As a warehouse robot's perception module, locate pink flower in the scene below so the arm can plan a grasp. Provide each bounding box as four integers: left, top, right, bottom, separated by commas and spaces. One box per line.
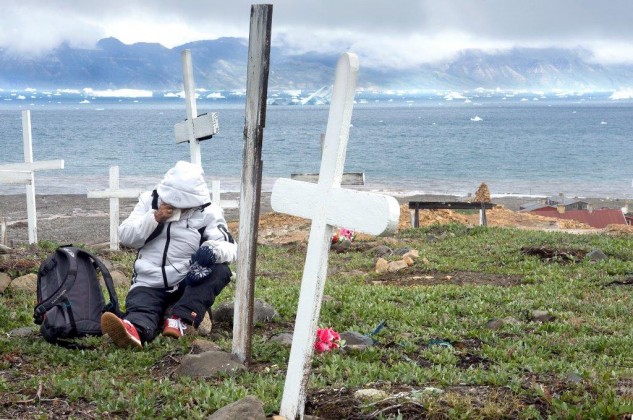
314, 327, 341, 353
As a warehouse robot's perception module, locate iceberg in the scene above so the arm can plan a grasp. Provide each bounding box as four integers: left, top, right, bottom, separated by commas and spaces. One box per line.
206, 92, 225, 99
80, 99, 90, 104
470, 116, 483, 122
83, 88, 153, 98
444, 92, 466, 100
609, 89, 633, 100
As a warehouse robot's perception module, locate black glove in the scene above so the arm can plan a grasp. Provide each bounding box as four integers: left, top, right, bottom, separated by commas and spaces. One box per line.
184, 246, 216, 286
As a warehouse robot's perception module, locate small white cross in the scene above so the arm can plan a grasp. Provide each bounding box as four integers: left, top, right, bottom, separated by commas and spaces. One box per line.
87, 166, 143, 250
211, 180, 238, 209
273, 53, 400, 419
0, 110, 64, 244
173, 50, 219, 166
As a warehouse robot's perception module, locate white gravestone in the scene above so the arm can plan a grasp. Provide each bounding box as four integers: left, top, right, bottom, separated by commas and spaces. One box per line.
174, 49, 219, 167
273, 53, 400, 419
87, 166, 142, 250
0, 110, 64, 244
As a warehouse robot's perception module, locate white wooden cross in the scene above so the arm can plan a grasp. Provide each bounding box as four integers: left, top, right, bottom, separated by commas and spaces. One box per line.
0, 110, 64, 244
211, 180, 239, 209
87, 166, 143, 250
273, 53, 400, 420
173, 49, 219, 166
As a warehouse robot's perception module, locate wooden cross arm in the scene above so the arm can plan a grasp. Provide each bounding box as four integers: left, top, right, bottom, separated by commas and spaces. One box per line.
174, 112, 219, 143
0, 159, 64, 171
271, 178, 400, 235
87, 189, 143, 199
408, 201, 496, 210
0, 170, 32, 185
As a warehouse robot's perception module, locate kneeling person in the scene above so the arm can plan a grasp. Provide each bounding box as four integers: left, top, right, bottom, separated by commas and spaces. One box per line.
101, 161, 236, 349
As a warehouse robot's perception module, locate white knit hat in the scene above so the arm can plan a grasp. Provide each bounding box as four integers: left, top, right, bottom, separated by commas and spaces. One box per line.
157, 161, 210, 208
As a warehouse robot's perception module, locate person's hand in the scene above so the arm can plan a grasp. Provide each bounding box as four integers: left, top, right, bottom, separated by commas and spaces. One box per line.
155, 203, 176, 223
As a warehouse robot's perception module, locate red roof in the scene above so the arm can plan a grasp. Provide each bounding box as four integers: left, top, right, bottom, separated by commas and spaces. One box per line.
530, 208, 626, 228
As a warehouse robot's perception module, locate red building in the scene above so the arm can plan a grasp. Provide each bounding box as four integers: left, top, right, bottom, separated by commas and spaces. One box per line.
530, 208, 627, 229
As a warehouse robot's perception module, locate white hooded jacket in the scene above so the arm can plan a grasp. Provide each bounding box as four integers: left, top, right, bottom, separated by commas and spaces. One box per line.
118, 161, 237, 289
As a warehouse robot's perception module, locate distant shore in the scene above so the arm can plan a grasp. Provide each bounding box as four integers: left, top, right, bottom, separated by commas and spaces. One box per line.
0, 192, 629, 247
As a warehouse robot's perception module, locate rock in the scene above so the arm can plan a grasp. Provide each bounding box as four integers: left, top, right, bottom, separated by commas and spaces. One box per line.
425, 234, 437, 243
354, 388, 388, 401
208, 395, 265, 420
331, 240, 351, 252
421, 257, 430, 265
269, 333, 293, 346
9, 273, 37, 292
197, 310, 213, 336
191, 339, 222, 354
530, 310, 555, 323
387, 260, 409, 272
502, 317, 521, 325
422, 387, 444, 395
394, 247, 412, 256
8, 327, 37, 337
341, 331, 374, 351
368, 245, 393, 258
402, 250, 419, 260
109, 270, 130, 288
403, 256, 414, 267
175, 351, 245, 378
566, 373, 583, 384
485, 319, 504, 330
0, 272, 11, 293
212, 299, 279, 324
587, 249, 608, 262
375, 258, 389, 274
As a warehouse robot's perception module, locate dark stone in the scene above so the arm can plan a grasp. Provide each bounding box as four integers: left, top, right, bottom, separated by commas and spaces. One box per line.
268, 333, 293, 346
485, 319, 504, 330
368, 245, 393, 258
0, 272, 11, 293
566, 373, 583, 384
530, 310, 555, 323
340, 331, 374, 351
587, 249, 608, 262
175, 351, 245, 378
394, 247, 412, 256
207, 395, 265, 420
8, 327, 36, 337
191, 339, 222, 354
212, 299, 279, 324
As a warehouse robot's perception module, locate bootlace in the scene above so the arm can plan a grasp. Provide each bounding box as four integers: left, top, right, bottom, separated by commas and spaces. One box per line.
167, 317, 187, 335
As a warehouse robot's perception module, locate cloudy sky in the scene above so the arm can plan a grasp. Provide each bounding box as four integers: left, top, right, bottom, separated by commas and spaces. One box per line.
2, 0, 633, 68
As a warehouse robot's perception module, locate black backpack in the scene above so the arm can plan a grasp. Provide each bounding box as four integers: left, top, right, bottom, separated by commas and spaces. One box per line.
34, 246, 123, 347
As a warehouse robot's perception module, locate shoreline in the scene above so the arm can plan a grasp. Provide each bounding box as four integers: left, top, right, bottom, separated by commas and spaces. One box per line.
0, 192, 629, 247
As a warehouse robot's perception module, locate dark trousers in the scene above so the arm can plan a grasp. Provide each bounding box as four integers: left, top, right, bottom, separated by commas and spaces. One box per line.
124, 263, 231, 343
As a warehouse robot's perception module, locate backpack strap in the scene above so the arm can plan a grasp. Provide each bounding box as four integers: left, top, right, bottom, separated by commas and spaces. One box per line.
73, 247, 123, 318
33, 247, 79, 323
145, 189, 165, 244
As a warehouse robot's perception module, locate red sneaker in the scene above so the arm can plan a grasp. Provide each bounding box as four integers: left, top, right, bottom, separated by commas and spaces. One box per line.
101, 312, 142, 350
163, 316, 187, 339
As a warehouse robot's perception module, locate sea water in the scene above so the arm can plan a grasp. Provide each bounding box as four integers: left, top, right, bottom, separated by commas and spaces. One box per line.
1, 97, 632, 199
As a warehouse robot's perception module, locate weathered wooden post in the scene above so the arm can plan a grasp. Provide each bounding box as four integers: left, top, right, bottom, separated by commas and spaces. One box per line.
0, 110, 64, 244
274, 53, 400, 419
232, 3, 273, 365
87, 166, 142, 250
174, 50, 219, 166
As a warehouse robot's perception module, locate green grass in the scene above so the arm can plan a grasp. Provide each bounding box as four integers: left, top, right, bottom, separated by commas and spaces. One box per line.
2, 224, 633, 418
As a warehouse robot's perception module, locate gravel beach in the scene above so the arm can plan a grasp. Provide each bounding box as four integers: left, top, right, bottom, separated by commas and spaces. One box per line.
0, 192, 629, 247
